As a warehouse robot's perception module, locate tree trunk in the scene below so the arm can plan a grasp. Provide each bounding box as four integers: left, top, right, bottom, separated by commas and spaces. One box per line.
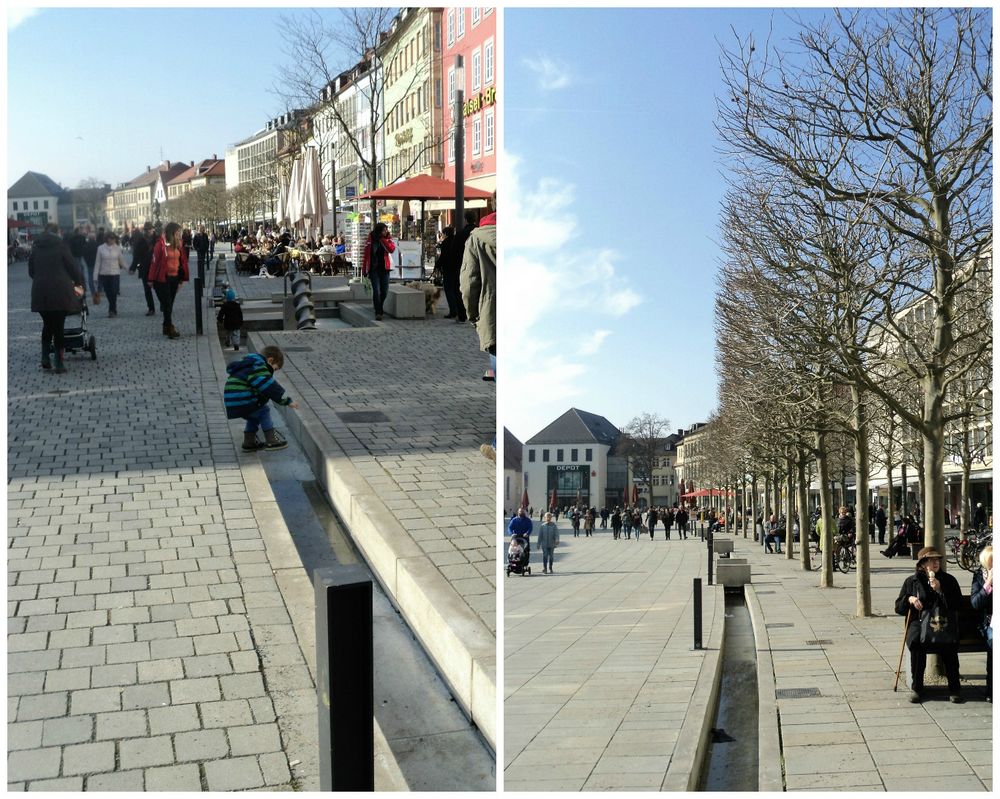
785, 457, 795, 561
922, 408, 947, 562
853, 385, 872, 617
764, 474, 771, 533
797, 448, 812, 571
961, 460, 972, 537
751, 474, 759, 542
816, 432, 834, 587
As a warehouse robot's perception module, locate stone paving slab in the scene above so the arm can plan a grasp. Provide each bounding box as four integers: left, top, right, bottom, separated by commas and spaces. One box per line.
224, 260, 496, 747
730, 531, 992, 791
503, 525, 723, 791
5, 262, 311, 790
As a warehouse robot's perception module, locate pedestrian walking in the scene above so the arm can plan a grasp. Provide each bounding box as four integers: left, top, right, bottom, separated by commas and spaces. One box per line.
611, 507, 622, 540
28, 223, 85, 374
584, 509, 595, 537
130, 222, 157, 315
537, 512, 560, 574
875, 505, 888, 545
93, 231, 127, 317
894, 547, 964, 704
436, 225, 467, 322
82, 230, 99, 302
571, 507, 581, 538
647, 507, 658, 540
224, 345, 298, 451
623, 511, 632, 539
460, 193, 496, 461
677, 507, 689, 539
664, 508, 674, 540
508, 508, 533, 559
148, 221, 189, 338
971, 545, 992, 703
193, 224, 210, 278
362, 222, 396, 322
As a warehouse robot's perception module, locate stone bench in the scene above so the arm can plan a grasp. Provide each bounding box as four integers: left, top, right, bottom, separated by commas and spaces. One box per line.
385, 284, 424, 319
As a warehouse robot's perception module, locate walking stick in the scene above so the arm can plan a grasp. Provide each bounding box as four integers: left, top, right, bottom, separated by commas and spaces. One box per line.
893, 607, 913, 692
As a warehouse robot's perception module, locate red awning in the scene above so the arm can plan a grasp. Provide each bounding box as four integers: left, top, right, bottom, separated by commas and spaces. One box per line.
8, 218, 30, 228
356, 174, 493, 201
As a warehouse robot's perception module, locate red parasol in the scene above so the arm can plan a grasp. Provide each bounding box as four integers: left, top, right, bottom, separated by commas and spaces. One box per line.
520, 488, 529, 511
550, 487, 558, 511
631, 485, 639, 505
355, 174, 493, 201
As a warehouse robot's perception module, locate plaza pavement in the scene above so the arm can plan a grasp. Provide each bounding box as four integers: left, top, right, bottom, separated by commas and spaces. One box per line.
737, 530, 992, 792
225, 258, 497, 746
7, 252, 496, 789
504, 520, 992, 792
503, 522, 724, 791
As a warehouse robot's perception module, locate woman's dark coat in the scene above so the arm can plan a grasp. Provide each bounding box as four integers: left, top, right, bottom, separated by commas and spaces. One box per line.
895, 569, 963, 648
28, 233, 83, 313
971, 569, 992, 638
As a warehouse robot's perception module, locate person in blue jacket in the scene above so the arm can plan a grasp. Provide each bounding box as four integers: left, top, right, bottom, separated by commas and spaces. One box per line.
224, 345, 298, 451
508, 507, 533, 560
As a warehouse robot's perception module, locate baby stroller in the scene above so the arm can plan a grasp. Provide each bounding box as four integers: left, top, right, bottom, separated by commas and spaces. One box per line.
52, 295, 97, 361
506, 535, 531, 576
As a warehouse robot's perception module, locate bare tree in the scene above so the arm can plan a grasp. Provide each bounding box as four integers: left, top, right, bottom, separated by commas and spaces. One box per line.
620, 414, 671, 511
718, 8, 993, 558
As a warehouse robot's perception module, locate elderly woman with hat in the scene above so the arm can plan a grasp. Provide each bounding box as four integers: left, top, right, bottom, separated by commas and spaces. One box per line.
894, 546, 965, 704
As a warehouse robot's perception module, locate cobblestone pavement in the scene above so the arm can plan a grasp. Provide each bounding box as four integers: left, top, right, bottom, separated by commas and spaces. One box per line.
738, 533, 992, 792
7, 262, 308, 790
503, 524, 722, 791
227, 260, 496, 636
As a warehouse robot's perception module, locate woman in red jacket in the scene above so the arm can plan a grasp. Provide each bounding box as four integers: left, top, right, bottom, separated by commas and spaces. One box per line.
148, 221, 189, 338
361, 222, 396, 321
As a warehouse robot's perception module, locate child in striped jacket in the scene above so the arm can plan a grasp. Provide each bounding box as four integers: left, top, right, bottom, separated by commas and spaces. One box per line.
224, 345, 298, 451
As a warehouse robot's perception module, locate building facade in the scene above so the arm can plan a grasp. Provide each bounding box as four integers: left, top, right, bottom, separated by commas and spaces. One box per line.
504, 428, 524, 517
107, 161, 188, 230
8, 171, 63, 235
442, 7, 497, 196
57, 187, 110, 232
522, 409, 623, 510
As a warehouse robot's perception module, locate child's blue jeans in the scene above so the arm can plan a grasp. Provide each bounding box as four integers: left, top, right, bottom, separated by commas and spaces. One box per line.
243, 405, 273, 434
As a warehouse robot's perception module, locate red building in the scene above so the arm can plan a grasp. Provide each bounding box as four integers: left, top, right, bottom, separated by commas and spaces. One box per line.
441, 7, 497, 206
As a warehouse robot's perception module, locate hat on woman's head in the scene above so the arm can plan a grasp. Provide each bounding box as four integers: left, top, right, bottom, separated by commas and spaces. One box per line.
916, 547, 944, 566
225, 289, 236, 301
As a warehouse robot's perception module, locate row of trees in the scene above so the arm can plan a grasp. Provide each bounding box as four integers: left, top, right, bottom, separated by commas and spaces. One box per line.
708, 8, 991, 616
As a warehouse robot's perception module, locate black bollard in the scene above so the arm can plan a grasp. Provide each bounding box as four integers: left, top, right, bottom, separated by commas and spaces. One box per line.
194, 276, 204, 335
707, 531, 714, 585
693, 578, 703, 650
315, 567, 374, 791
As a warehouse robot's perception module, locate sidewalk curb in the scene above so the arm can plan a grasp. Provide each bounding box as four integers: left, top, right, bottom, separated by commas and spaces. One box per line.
660, 580, 726, 791
250, 333, 497, 752
204, 335, 408, 791
745, 583, 784, 792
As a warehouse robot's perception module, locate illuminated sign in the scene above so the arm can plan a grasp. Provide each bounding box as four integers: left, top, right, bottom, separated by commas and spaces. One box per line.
463, 86, 497, 118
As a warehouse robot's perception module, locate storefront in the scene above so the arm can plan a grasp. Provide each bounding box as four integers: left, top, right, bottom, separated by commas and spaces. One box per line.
548, 464, 590, 507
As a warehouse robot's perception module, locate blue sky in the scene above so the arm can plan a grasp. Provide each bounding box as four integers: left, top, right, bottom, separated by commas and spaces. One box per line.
503, 7, 829, 442
6, 7, 353, 189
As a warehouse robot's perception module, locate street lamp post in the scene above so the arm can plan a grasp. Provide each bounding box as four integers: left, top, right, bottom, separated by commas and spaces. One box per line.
454, 55, 465, 231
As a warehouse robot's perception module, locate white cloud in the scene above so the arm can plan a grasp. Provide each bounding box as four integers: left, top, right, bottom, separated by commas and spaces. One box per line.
502, 155, 643, 435
7, 8, 41, 31
523, 56, 573, 91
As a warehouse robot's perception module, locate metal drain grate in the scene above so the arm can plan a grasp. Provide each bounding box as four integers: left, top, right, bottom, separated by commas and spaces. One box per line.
805, 639, 833, 646
775, 687, 821, 699
337, 410, 390, 423
767, 623, 794, 628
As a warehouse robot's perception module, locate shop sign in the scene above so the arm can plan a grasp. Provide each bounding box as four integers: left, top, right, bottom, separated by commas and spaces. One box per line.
463, 86, 497, 117
395, 128, 414, 146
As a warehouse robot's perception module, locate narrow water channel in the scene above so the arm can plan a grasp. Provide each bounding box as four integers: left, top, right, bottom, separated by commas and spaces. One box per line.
700, 591, 759, 791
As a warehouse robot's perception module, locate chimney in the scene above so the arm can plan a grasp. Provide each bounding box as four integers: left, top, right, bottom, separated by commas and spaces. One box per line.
146, 165, 150, 172
165, 160, 170, 169
191, 161, 194, 167
212, 154, 217, 161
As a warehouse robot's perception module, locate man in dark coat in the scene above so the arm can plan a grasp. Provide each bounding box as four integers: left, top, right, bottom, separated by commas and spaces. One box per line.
874, 506, 888, 545
192, 224, 210, 280
130, 223, 156, 315
28, 224, 84, 373
436, 225, 466, 321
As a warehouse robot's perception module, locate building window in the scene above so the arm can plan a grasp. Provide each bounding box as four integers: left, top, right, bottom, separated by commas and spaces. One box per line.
543, 449, 550, 463
586, 449, 593, 461
456, 7, 465, 38
557, 449, 564, 462
472, 117, 482, 156
471, 48, 481, 92
435, 78, 442, 108
43, 200, 49, 209
485, 109, 495, 153
472, 7, 481, 26
484, 38, 494, 84
448, 67, 456, 105
571, 448, 578, 461
434, 21, 441, 50
12, 202, 16, 211
33, 201, 39, 210
446, 9, 454, 45
448, 129, 455, 164
528, 450, 535, 463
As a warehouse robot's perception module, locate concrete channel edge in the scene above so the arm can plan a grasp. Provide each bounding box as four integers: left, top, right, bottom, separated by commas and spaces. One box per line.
248, 332, 498, 752
660, 581, 727, 791
203, 334, 408, 791
745, 583, 784, 792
